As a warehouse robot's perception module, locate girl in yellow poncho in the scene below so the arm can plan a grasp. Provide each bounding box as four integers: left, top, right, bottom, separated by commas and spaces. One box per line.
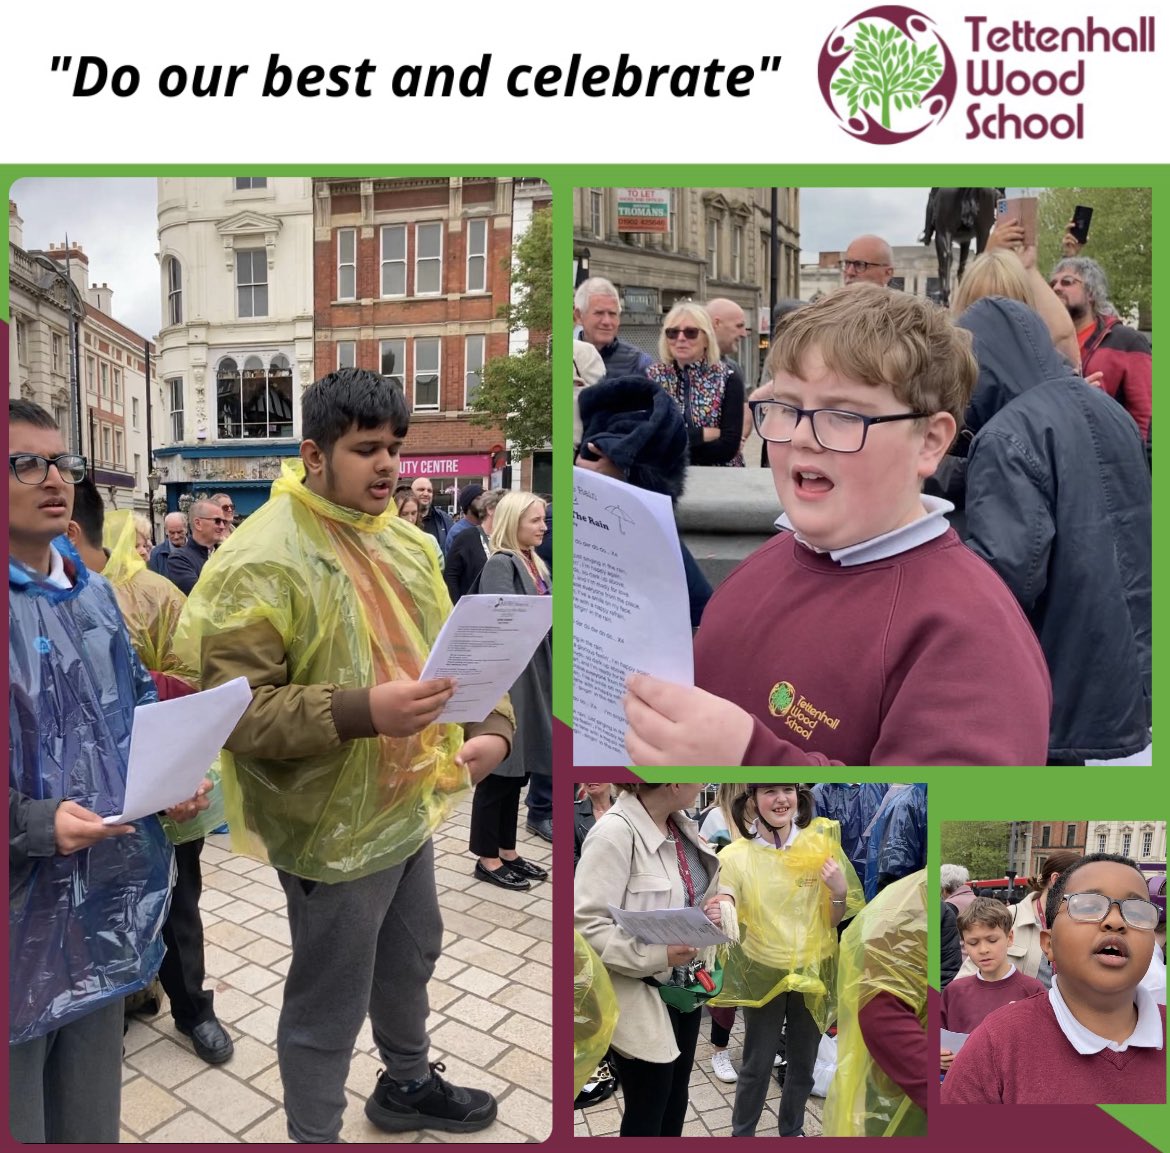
707, 783, 865, 1137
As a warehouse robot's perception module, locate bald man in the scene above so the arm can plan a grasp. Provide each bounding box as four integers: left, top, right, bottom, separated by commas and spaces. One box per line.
148, 511, 188, 579
842, 235, 895, 287
705, 298, 751, 457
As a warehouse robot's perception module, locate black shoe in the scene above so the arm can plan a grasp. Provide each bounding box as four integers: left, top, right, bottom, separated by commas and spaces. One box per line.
502, 856, 548, 882
475, 860, 531, 891
574, 1060, 617, 1110
177, 1017, 234, 1065
366, 1062, 498, 1134
525, 818, 553, 843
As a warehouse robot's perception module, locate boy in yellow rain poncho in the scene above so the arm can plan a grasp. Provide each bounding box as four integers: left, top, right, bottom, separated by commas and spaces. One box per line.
708, 784, 864, 1137
173, 370, 514, 1144
822, 869, 927, 1136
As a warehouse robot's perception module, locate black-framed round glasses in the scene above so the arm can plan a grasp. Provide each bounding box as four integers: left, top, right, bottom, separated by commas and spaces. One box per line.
1059, 891, 1159, 930
9, 453, 88, 485
749, 400, 928, 454
839, 258, 888, 273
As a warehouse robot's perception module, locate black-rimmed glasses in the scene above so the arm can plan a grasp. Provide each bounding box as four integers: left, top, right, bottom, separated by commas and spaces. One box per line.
196, 516, 228, 527
1059, 891, 1159, 930
749, 400, 928, 454
9, 453, 88, 485
839, 259, 888, 273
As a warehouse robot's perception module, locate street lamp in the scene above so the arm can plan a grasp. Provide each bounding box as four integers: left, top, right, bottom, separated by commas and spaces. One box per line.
147, 467, 164, 542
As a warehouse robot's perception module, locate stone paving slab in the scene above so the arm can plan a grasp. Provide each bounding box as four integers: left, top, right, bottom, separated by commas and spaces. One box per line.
118, 796, 550, 1142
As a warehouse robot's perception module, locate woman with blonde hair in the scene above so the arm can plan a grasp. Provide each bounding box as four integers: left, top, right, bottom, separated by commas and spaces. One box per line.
132, 514, 154, 561
647, 302, 745, 467
467, 492, 551, 891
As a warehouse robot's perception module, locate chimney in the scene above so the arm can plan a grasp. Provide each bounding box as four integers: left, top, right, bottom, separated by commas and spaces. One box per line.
8, 200, 23, 249
39, 241, 90, 293
88, 281, 114, 314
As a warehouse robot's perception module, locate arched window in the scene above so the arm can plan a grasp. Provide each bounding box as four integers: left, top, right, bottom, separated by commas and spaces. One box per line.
268, 355, 294, 437
216, 357, 241, 438
241, 356, 267, 437
166, 258, 182, 326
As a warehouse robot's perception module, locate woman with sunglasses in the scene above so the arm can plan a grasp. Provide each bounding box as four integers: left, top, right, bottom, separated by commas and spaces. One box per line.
646, 303, 745, 467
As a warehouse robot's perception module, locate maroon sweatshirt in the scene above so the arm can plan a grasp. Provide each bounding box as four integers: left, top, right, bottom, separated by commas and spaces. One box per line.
940, 993, 1166, 1104
940, 969, 1045, 1033
859, 991, 929, 1113
693, 529, 1052, 766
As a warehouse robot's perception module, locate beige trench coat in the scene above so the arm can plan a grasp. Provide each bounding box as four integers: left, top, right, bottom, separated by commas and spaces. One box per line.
574, 792, 721, 1064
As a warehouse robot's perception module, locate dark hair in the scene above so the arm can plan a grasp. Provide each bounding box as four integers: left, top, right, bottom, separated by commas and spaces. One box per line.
69, 476, 105, 548
9, 399, 59, 430
1025, 850, 1083, 894
730, 783, 813, 841
957, 896, 1014, 937
300, 368, 409, 454
1045, 853, 1146, 929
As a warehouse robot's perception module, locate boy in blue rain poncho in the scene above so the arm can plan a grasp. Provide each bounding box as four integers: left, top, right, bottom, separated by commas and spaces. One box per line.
7, 401, 205, 1143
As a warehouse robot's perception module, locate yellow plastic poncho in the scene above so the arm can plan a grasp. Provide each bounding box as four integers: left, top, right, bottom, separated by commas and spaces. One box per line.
821, 869, 927, 1138
574, 931, 619, 1096
103, 510, 226, 844
173, 460, 472, 882
102, 509, 191, 678
711, 817, 864, 1031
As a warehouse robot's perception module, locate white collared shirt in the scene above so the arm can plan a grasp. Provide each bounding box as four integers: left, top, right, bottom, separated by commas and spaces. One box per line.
1049, 976, 1164, 1054
752, 821, 800, 850
777, 495, 955, 567
45, 545, 72, 589
975, 964, 1018, 983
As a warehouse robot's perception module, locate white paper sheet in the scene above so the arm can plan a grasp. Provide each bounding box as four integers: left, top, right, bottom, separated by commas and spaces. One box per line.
104, 676, 253, 824
573, 468, 694, 765
607, 904, 730, 947
940, 1029, 969, 1054
419, 593, 552, 723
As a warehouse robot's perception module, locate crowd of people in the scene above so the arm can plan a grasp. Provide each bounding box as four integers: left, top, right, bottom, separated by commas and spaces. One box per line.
8, 366, 552, 1143
939, 853, 1166, 1104
573, 781, 927, 1137
572, 207, 1151, 768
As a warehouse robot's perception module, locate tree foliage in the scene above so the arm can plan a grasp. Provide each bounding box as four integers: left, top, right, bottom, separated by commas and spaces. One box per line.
468, 207, 552, 455
831, 23, 942, 129
1038, 187, 1152, 327
940, 821, 1010, 881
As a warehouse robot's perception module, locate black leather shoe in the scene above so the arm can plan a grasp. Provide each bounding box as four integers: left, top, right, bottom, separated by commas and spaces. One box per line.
177, 1017, 234, 1065
502, 856, 548, 882
475, 860, 530, 891
525, 818, 553, 843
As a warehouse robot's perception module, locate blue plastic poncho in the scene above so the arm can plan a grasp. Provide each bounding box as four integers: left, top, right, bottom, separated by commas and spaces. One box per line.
9, 538, 173, 1044
862, 783, 927, 900
811, 783, 889, 880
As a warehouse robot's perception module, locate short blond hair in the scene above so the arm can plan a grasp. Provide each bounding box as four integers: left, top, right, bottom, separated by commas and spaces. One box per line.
767, 284, 977, 425
951, 250, 1037, 316
657, 303, 719, 366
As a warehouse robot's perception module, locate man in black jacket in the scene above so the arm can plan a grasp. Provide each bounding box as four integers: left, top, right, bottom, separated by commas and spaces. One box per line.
411, 477, 452, 554
574, 277, 652, 379
166, 500, 226, 595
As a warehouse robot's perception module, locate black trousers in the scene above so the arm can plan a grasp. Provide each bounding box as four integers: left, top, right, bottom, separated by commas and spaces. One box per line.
611, 1004, 702, 1137
468, 774, 524, 857
158, 838, 214, 1028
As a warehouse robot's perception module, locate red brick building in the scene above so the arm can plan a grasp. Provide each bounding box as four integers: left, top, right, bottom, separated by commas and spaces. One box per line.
1029, 821, 1088, 876
312, 177, 519, 511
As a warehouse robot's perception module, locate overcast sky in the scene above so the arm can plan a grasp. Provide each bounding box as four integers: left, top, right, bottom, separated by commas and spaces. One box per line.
10, 177, 160, 341
799, 187, 932, 260
9, 179, 934, 334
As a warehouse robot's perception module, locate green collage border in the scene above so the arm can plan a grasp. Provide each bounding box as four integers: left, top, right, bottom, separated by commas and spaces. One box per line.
3, 163, 1166, 1146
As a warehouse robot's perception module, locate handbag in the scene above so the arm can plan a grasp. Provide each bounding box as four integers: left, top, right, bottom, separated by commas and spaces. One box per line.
644, 956, 725, 1013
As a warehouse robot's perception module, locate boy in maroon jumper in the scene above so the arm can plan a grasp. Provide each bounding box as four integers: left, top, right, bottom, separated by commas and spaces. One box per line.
940, 898, 1045, 1074
942, 855, 1166, 1104
623, 284, 1051, 767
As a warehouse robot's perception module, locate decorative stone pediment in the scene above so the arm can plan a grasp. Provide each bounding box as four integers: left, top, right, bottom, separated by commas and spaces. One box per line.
217, 211, 282, 270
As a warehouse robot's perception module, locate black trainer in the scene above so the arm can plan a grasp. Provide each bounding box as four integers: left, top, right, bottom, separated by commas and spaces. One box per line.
366, 1062, 498, 1134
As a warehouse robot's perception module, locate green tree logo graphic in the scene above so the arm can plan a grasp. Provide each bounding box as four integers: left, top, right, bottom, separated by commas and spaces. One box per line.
830, 22, 943, 129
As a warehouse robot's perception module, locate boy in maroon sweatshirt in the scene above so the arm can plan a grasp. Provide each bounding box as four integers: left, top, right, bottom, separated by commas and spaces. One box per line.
942, 855, 1166, 1104
940, 898, 1045, 1074
623, 284, 1051, 767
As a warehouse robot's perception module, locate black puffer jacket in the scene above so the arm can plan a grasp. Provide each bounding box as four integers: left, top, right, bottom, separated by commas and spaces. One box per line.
957, 297, 1151, 762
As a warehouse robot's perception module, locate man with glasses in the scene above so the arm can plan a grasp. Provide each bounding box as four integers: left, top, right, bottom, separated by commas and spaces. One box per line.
167, 499, 228, 596
840, 236, 895, 287
149, 511, 188, 579
943, 854, 1166, 1105
211, 492, 236, 536
1048, 255, 1151, 443
7, 401, 203, 1141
